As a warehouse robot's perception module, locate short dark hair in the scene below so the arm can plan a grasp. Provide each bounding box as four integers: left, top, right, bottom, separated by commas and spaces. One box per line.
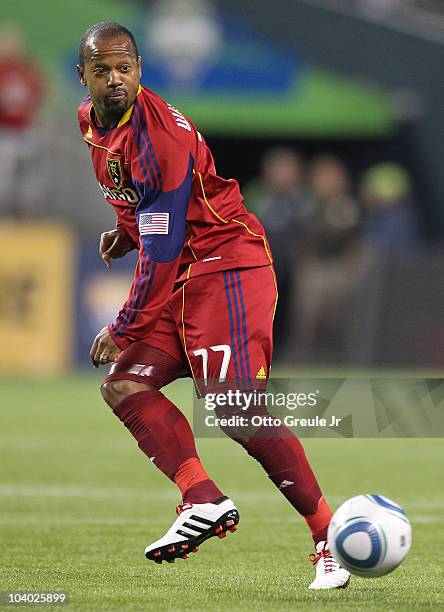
78, 21, 139, 67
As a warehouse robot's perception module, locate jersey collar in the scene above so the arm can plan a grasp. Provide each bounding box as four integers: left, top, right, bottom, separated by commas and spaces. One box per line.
90, 85, 143, 133
116, 85, 143, 127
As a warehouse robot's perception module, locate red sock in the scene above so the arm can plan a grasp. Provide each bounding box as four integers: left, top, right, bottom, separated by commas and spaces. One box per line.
241, 423, 330, 543
304, 496, 332, 544
112, 390, 222, 503
174, 458, 223, 504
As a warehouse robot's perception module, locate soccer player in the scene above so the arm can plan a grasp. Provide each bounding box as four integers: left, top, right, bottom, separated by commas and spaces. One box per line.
76, 22, 350, 589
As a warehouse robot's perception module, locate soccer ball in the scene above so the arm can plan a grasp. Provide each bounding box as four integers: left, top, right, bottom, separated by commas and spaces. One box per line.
327, 494, 412, 577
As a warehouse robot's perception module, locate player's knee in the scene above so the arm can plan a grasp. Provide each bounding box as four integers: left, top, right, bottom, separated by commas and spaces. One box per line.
101, 379, 154, 409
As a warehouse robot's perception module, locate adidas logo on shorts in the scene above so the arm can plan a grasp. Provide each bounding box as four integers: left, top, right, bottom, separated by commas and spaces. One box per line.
256, 366, 267, 380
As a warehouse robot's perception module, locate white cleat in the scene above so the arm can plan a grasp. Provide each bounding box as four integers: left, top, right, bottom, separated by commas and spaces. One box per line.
144, 496, 239, 564
308, 541, 351, 589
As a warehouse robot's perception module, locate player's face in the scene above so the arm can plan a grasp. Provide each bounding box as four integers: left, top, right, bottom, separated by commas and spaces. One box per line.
77, 35, 141, 127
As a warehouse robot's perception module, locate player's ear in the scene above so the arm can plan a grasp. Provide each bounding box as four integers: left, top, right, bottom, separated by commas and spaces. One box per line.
76, 64, 87, 87
137, 56, 142, 79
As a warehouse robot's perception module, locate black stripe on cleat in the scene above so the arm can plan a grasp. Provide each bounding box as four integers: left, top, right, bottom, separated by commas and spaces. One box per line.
189, 515, 214, 526
145, 508, 240, 564
182, 522, 207, 533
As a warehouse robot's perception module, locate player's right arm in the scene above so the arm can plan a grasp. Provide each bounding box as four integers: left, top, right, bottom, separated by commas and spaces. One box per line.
107, 100, 195, 350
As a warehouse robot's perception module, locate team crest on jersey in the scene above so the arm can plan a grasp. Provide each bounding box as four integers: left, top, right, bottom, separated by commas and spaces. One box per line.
107, 158, 123, 189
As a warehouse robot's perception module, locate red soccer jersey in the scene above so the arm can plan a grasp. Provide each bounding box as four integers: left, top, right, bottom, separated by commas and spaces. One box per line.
78, 86, 272, 350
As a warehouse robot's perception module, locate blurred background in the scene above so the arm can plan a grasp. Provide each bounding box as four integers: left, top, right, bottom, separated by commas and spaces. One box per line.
1, 0, 444, 376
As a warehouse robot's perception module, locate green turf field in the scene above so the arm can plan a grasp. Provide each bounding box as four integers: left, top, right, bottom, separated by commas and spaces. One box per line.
1, 374, 442, 611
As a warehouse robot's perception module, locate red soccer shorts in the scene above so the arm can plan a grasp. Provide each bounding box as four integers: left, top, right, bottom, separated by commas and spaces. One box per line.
104, 265, 277, 394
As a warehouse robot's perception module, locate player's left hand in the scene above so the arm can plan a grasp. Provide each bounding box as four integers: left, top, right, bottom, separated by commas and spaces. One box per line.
90, 327, 122, 368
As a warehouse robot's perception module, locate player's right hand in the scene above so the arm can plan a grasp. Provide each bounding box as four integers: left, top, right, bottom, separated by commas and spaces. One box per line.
99, 229, 136, 268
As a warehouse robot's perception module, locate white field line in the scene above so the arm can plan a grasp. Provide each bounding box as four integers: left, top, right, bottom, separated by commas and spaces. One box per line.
0, 440, 131, 452
0, 517, 150, 525
0, 514, 438, 527
409, 516, 440, 524
0, 484, 443, 512
0, 484, 172, 500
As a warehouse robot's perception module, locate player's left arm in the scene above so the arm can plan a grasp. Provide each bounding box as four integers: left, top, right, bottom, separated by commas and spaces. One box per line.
90, 152, 193, 363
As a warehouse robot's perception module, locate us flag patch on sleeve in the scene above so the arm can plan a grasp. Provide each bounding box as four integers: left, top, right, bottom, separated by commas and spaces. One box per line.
138, 212, 170, 235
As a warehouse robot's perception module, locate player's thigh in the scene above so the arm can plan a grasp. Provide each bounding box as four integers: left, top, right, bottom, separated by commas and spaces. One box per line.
104, 304, 188, 389
172, 266, 277, 393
